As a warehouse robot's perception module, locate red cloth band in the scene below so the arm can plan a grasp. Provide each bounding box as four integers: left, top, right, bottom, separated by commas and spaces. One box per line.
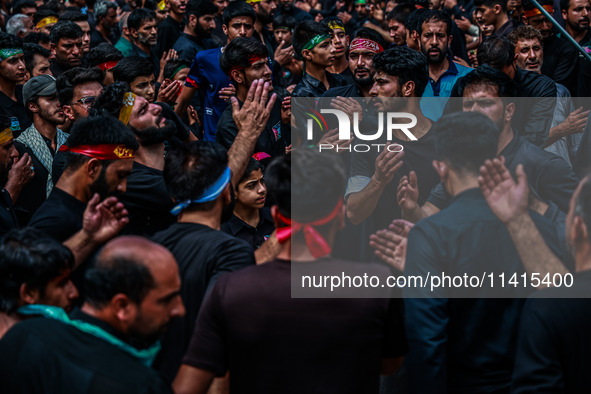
58, 144, 135, 160
97, 60, 120, 72
523, 5, 553, 18
228, 55, 267, 76
350, 38, 384, 53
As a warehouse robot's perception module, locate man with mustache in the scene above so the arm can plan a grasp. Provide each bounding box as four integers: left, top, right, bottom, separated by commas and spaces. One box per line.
49, 21, 84, 78
561, 0, 591, 99
173, 0, 217, 62
129, 8, 161, 79
418, 10, 472, 121
248, 0, 278, 58
156, 0, 187, 57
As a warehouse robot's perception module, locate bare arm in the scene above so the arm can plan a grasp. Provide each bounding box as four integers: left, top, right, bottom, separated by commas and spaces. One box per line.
545, 107, 589, 148
254, 231, 281, 264
175, 85, 196, 118
397, 171, 440, 223
173, 365, 216, 394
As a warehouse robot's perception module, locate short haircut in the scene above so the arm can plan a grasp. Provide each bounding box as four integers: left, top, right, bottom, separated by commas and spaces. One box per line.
238, 157, 263, 185
507, 25, 543, 46
6, 14, 31, 37
222, 0, 256, 27
11, 0, 36, 14
62, 115, 139, 171
23, 43, 51, 75
91, 81, 131, 118
457, 64, 516, 98
0, 32, 23, 51
352, 27, 387, 49
86, 42, 124, 68
163, 58, 190, 80
32, 9, 59, 27
417, 9, 452, 36
292, 20, 332, 60
56, 67, 104, 106
23, 32, 50, 46
84, 255, 155, 308
187, 0, 218, 19
560, 0, 571, 11
111, 55, 154, 83
95, 0, 118, 20
163, 141, 228, 212
49, 20, 83, 45
272, 14, 297, 31
128, 8, 156, 32
404, 8, 428, 33
372, 46, 429, 97
477, 36, 515, 69
0, 228, 74, 314
219, 37, 268, 76
387, 3, 415, 23
474, 0, 508, 13
59, 9, 89, 22
575, 176, 591, 237
321, 16, 346, 32
433, 112, 499, 175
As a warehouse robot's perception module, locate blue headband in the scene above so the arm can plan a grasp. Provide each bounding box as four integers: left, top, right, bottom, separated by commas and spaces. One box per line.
170, 166, 231, 216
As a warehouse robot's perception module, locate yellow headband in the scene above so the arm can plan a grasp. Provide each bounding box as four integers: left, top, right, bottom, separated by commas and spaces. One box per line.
246, 0, 264, 3
158, 0, 166, 10
119, 92, 137, 126
328, 20, 345, 32
36, 16, 58, 29
0, 127, 13, 145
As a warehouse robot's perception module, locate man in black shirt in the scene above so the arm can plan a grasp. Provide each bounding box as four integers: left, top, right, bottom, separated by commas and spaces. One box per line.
156, 0, 186, 57
276, 0, 313, 22
172, 0, 217, 62
173, 148, 406, 394
0, 34, 31, 136
129, 9, 161, 79
89, 0, 117, 47
49, 21, 84, 77
0, 236, 185, 393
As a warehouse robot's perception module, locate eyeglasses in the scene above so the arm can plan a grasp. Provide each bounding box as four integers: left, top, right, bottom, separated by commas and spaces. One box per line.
73, 96, 96, 107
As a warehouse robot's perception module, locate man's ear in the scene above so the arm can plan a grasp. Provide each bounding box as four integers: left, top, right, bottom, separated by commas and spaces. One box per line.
401, 80, 415, 97
448, 34, 453, 46
129, 28, 139, 40
573, 216, 589, 245
50, 42, 57, 57
504, 102, 515, 123
270, 205, 282, 228
301, 48, 312, 62
222, 24, 228, 36
189, 14, 198, 28
19, 283, 40, 305
27, 100, 39, 114
62, 104, 76, 121
86, 158, 102, 180
230, 69, 244, 84
493, 4, 502, 14
432, 159, 448, 180
111, 293, 137, 324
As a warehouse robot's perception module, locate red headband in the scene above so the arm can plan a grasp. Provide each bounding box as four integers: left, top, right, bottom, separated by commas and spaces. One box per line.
350, 38, 384, 53
523, 5, 553, 18
228, 55, 267, 76
97, 60, 119, 72
58, 144, 135, 160
276, 199, 343, 258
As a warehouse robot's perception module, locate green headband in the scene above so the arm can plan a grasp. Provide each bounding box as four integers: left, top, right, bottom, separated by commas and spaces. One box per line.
170, 64, 188, 79
355, 0, 367, 4
301, 34, 331, 54
0, 48, 23, 61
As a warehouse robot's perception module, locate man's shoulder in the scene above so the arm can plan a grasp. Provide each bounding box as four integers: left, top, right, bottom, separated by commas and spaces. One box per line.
321, 84, 357, 98
153, 223, 251, 251
517, 68, 556, 95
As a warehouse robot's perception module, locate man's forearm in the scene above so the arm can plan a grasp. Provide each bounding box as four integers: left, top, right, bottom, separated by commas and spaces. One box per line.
63, 230, 98, 270
228, 128, 260, 187
175, 86, 195, 117
347, 177, 387, 225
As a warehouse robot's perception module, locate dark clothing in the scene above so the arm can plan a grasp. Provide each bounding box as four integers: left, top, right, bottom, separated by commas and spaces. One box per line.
493, 18, 520, 37
426, 134, 579, 214
573, 112, 591, 178
292, 71, 348, 98
542, 34, 578, 96
216, 97, 288, 162
156, 16, 183, 58
339, 66, 355, 85
172, 32, 212, 62
277, 6, 313, 23
220, 207, 275, 250
0, 187, 18, 236
252, 27, 276, 60
512, 270, 591, 394
0, 310, 172, 394
151, 222, 255, 382
0, 85, 30, 137
130, 43, 160, 79
210, 16, 226, 48
119, 162, 175, 237
404, 188, 565, 394
49, 60, 72, 78
184, 257, 407, 393
90, 30, 113, 47
29, 187, 85, 242
322, 83, 362, 98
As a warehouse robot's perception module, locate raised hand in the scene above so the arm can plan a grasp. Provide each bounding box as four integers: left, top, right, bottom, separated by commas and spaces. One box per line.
318, 128, 353, 153
330, 97, 363, 122
82, 194, 129, 245
230, 79, 277, 137
397, 170, 419, 213
218, 84, 236, 101
274, 40, 295, 67
156, 79, 182, 104
373, 144, 404, 186
478, 157, 529, 224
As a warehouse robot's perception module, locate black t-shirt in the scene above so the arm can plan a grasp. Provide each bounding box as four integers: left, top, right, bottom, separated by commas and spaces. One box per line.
220, 207, 275, 250
29, 187, 86, 242
184, 257, 407, 394
0, 309, 172, 394
119, 162, 175, 237
151, 222, 255, 382
542, 34, 578, 96
0, 85, 31, 137
0, 187, 18, 237
155, 16, 183, 58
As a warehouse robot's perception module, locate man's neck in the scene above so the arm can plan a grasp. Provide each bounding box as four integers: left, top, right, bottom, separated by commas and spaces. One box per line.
391, 102, 432, 141
234, 203, 260, 227
133, 143, 165, 170
445, 173, 479, 197
0, 312, 19, 340
183, 25, 196, 37
327, 56, 348, 75
178, 206, 222, 230
55, 172, 91, 203
305, 62, 329, 89
358, 83, 372, 97
135, 41, 151, 55
33, 117, 58, 146
429, 56, 450, 83
170, 12, 183, 24
495, 13, 509, 32
97, 23, 110, 41
497, 126, 515, 154
255, 19, 264, 34
80, 304, 127, 338
567, 25, 588, 43
0, 77, 17, 101
575, 247, 591, 272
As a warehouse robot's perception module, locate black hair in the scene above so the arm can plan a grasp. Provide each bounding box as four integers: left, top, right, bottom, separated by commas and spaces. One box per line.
23, 32, 50, 46
186, 0, 218, 19
59, 9, 89, 22
128, 8, 156, 32
62, 115, 139, 171
372, 46, 429, 97
219, 37, 268, 78
457, 64, 516, 98
84, 256, 155, 308
387, 3, 414, 23
560, 0, 571, 11
0, 32, 23, 51
417, 9, 452, 36
272, 14, 297, 31
404, 8, 428, 33
163, 141, 228, 212
523, 0, 553, 11
507, 25, 543, 46
352, 27, 387, 50
111, 55, 154, 83
477, 36, 515, 69
474, 0, 508, 13
56, 67, 104, 106
86, 42, 124, 68
41, 1, 64, 14
49, 20, 83, 45
222, 0, 256, 27
292, 20, 332, 60
163, 58, 190, 80
0, 228, 74, 314
321, 16, 346, 32
95, 0, 118, 21
91, 81, 130, 118
238, 157, 263, 185
23, 43, 51, 75
433, 112, 499, 175
32, 9, 59, 27
11, 0, 36, 14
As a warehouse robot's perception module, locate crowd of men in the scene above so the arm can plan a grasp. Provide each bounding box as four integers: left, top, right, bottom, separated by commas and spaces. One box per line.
0, 0, 589, 392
